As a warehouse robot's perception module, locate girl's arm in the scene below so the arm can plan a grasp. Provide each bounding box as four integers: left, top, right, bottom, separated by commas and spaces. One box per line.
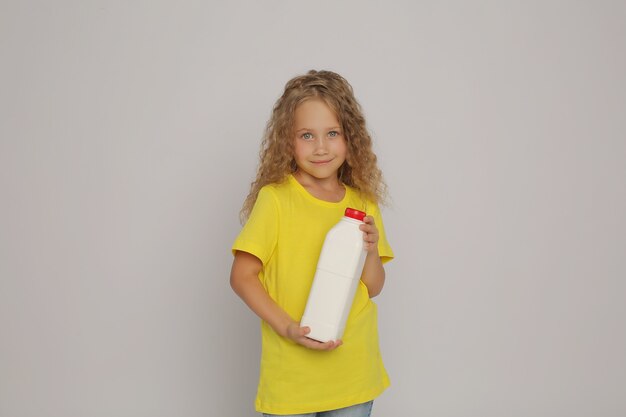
230, 250, 342, 350
360, 216, 386, 297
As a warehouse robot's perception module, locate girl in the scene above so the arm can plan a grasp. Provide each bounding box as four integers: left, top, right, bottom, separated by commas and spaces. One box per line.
230, 70, 394, 417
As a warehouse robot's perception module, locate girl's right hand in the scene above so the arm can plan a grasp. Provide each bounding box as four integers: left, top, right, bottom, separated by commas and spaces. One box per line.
285, 322, 343, 351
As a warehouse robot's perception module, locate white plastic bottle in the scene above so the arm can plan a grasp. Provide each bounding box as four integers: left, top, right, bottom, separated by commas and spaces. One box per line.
300, 208, 368, 343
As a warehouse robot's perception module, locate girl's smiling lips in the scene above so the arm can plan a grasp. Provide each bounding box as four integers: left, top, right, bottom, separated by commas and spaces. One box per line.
311, 159, 334, 164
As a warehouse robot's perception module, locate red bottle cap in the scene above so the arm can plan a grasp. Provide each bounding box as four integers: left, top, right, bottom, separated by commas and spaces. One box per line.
344, 207, 366, 221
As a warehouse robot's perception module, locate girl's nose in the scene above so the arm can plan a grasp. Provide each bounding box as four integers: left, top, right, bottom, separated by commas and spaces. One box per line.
313, 137, 329, 154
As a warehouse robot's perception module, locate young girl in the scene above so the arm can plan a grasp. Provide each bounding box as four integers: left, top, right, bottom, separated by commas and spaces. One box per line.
230, 70, 394, 417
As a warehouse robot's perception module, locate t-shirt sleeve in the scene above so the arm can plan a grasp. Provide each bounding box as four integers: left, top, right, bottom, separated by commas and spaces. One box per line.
231, 187, 279, 265
369, 202, 394, 264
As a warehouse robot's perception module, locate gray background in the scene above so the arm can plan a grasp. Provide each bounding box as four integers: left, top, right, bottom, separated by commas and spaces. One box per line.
1, 1, 625, 416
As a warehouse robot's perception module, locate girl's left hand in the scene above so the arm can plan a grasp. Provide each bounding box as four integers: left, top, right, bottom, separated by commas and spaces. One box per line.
359, 216, 379, 252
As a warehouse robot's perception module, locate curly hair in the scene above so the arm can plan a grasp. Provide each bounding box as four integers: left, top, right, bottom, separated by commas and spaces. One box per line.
240, 70, 387, 222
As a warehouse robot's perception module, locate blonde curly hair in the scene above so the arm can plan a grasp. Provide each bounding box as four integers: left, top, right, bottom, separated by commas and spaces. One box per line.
240, 70, 387, 222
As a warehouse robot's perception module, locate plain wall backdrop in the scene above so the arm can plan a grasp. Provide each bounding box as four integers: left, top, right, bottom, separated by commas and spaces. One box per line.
1, 1, 625, 416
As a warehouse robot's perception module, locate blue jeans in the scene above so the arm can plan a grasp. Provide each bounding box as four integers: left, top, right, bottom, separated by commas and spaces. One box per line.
262, 400, 373, 417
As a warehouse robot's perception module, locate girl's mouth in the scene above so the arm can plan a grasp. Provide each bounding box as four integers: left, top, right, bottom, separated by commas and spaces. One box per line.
311, 159, 333, 165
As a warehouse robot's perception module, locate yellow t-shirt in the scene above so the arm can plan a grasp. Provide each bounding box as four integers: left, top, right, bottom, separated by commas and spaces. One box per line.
232, 174, 394, 414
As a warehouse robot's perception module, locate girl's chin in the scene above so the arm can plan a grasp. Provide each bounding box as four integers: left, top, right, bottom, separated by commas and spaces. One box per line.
296, 169, 340, 181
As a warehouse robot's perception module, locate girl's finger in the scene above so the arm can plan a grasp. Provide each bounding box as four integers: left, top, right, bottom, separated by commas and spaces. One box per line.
300, 337, 341, 350
301, 339, 327, 350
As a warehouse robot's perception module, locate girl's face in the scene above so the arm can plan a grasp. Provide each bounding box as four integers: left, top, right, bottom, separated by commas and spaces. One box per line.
292, 98, 347, 184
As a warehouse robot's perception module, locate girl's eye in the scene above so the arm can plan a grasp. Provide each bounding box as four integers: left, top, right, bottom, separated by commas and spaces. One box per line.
328, 131, 339, 138
302, 132, 313, 140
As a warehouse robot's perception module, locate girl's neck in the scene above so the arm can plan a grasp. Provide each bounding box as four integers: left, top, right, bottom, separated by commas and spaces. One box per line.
293, 170, 345, 203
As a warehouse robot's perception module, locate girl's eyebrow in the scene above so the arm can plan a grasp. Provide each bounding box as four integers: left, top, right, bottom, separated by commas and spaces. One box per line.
295, 127, 341, 132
